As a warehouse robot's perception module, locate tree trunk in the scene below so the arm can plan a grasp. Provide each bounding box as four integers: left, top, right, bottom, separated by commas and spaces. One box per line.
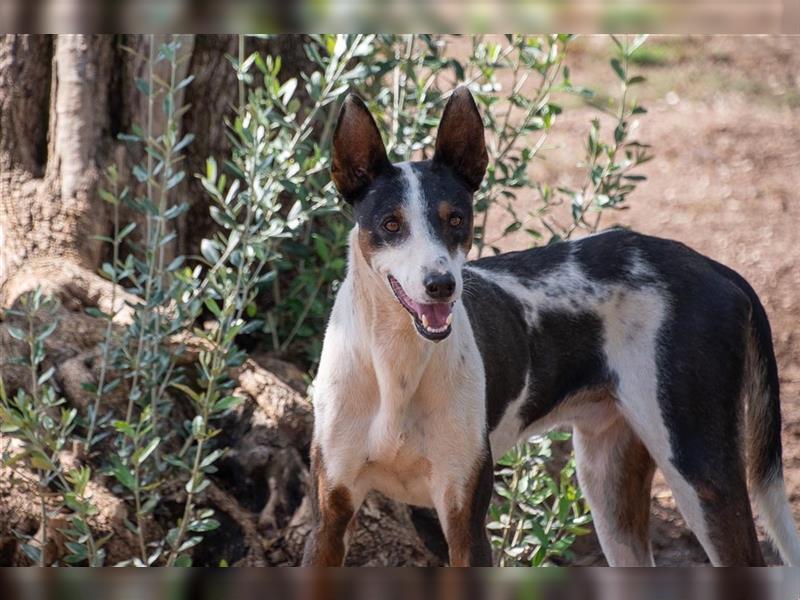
0, 34, 198, 305
0, 34, 317, 306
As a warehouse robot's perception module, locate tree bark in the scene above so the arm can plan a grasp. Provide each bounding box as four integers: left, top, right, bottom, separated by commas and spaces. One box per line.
2, 35, 182, 305
0, 34, 313, 306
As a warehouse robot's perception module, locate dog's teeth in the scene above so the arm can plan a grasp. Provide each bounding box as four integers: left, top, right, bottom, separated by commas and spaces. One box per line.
421, 314, 429, 329
445, 314, 452, 326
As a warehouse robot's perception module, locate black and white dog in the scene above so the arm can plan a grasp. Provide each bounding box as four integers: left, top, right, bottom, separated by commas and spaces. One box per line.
302, 86, 800, 566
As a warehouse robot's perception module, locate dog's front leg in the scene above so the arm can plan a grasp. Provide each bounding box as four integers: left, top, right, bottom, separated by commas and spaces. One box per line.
302, 445, 357, 566
434, 447, 494, 566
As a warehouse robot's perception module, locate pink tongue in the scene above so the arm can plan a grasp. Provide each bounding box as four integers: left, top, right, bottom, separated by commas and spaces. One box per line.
416, 302, 452, 329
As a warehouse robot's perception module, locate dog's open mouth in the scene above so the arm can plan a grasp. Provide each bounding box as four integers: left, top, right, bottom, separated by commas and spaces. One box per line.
388, 275, 453, 341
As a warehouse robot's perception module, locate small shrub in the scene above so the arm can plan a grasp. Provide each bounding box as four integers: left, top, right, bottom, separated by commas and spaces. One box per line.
489, 432, 592, 566
0, 291, 106, 565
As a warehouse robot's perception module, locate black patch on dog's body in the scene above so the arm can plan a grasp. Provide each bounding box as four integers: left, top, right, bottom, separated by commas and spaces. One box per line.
464, 229, 781, 493
468, 240, 572, 283
519, 310, 611, 426
463, 248, 613, 437
461, 271, 530, 430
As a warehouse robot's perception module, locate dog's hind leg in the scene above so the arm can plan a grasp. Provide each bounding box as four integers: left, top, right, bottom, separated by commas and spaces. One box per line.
651, 448, 763, 566
573, 414, 656, 566
616, 382, 764, 565
617, 384, 765, 564
604, 281, 767, 565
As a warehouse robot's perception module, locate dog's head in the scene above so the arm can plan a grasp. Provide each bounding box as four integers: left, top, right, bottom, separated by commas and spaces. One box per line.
331, 87, 488, 342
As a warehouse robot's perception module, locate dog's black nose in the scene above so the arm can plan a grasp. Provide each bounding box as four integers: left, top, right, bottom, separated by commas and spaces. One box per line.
424, 272, 455, 299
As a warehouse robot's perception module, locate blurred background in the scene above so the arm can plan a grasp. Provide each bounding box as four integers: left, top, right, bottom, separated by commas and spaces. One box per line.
1, 0, 798, 33
0, 34, 798, 569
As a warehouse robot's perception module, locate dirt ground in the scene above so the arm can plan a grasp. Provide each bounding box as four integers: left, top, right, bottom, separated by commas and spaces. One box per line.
487, 35, 800, 565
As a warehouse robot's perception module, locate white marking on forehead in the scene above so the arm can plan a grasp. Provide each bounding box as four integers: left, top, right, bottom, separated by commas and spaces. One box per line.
398, 162, 430, 243
398, 162, 423, 208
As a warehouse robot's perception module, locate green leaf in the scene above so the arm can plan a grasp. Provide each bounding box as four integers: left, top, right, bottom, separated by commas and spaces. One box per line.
133, 437, 160, 466
113, 420, 135, 437
85, 307, 110, 319
200, 239, 221, 265
174, 554, 193, 567
628, 34, 648, 56
113, 465, 136, 491
191, 415, 205, 437
135, 78, 151, 96
21, 543, 42, 564
7, 326, 25, 341
37, 366, 55, 386
166, 171, 186, 190
188, 517, 220, 532
118, 222, 137, 240
141, 494, 160, 515
610, 57, 626, 81
133, 165, 148, 183
313, 236, 330, 262
171, 383, 201, 403
200, 449, 223, 469
203, 298, 222, 318
185, 475, 209, 495
36, 320, 58, 341
279, 78, 297, 104
214, 395, 243, 412
173, 133, 195, 155
117, 133, 141, 143
167, 256, 186, 271
99, 189, 117, 205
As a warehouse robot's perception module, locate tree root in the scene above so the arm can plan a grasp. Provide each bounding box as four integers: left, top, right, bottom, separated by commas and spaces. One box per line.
206, 481, 267, 567
1, 257, 139, 323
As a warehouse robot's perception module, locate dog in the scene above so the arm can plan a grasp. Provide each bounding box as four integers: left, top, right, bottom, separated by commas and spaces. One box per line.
301, 86, 800, 566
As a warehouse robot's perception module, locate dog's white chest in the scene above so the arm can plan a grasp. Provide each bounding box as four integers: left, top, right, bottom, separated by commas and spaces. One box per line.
314, 313, 487, 509
358, 406, 438, 506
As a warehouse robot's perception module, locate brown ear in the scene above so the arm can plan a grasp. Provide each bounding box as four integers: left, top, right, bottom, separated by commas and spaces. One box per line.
331, 94, 391, 202
433, 86, 488, 192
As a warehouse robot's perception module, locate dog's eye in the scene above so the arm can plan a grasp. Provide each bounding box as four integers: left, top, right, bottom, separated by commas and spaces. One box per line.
383, 217, 401, 233
448, 213, 463, 228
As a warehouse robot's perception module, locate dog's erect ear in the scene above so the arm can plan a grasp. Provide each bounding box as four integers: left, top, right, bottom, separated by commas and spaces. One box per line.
331, 94, 391, 202
433, 86, 488, 192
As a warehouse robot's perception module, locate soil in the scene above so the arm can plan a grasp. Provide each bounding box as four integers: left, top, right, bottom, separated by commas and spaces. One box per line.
484, 35, 800, 565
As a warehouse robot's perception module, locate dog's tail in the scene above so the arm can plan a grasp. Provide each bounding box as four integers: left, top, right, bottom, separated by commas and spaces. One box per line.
721, 265, 800, 565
